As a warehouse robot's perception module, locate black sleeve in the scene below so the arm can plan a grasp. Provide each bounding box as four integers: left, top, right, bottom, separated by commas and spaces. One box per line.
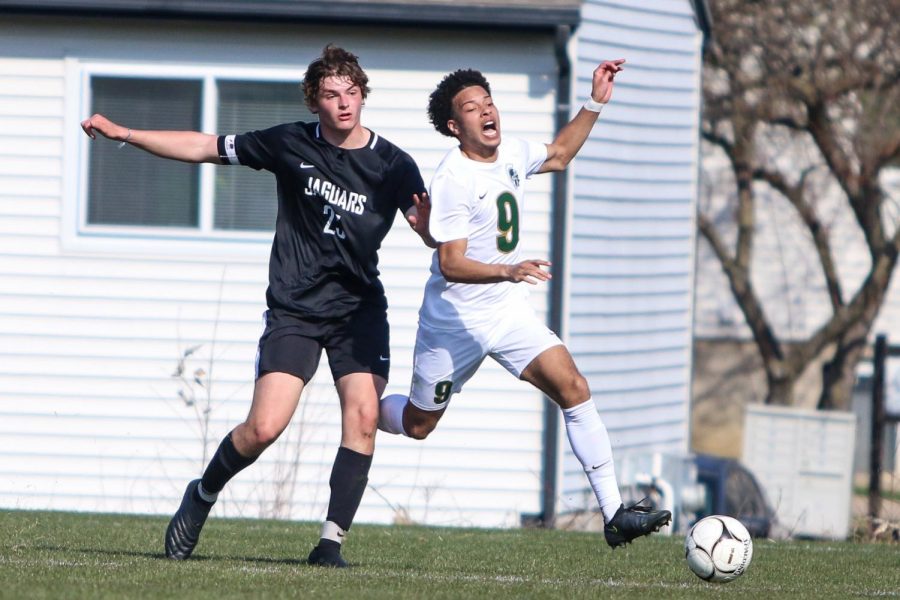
217, 124, 286, 171
391, 152, 426, 214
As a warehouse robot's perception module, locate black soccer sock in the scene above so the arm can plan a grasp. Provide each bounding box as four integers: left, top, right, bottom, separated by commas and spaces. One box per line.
200, 431, 258, 495
324, 446, 373, 532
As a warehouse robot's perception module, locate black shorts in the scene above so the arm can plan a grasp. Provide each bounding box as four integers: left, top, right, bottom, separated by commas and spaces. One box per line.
255, 304, 391, 383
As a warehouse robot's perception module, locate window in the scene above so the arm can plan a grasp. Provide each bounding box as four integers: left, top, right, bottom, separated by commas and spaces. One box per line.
80, 67, 313, 239
215, 81, 309, 231
89, 77, 202, 228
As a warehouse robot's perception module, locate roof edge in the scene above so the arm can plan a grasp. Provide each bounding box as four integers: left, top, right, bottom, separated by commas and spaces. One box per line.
688, 0, 713, 42
0, 1, 581, 30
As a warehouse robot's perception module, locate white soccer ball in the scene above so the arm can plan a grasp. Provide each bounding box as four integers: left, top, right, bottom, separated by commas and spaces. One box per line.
684, 515, 753, 583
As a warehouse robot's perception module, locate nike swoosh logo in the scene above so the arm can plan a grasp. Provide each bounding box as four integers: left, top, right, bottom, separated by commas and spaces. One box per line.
300, 162, 315, 169
379, 355, 390, 361
590, 464, 602, 470
478, 192, 487, 199
337, 531, 345, 538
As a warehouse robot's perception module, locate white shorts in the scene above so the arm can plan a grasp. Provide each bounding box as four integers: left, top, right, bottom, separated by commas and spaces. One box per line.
408, 302, 563, 412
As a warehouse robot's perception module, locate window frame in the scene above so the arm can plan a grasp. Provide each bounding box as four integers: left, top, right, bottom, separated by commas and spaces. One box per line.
64, 59, 306, 257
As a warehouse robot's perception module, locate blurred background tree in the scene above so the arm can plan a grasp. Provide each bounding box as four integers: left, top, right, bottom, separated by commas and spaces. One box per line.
700, 0, 900, 409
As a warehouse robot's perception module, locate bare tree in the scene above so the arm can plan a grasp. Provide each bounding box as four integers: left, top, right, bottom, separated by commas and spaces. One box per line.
700, 0, 900, 408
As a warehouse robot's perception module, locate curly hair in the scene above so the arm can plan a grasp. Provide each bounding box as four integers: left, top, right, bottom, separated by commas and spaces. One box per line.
427, 69, 492, 137
303, 44, 371, 108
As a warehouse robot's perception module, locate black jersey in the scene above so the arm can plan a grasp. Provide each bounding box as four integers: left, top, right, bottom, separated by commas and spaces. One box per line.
217, 122, 424, 319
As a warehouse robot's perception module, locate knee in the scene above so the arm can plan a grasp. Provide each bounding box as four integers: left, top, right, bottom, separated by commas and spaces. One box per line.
351, 403, 380, 438
572, 375, 591, 402
558, 374, 591, 408
245, 420, 285, 450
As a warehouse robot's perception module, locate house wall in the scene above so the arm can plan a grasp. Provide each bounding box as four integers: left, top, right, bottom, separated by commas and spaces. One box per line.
560, 0, 702, 511
0, 13, 558, 527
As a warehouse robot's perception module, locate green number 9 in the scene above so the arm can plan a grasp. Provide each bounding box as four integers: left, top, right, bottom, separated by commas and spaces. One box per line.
434, 380, 453, 405
496, 192, 519, 253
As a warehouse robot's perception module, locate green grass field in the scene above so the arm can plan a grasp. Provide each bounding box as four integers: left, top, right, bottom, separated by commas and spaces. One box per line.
2, 510, 898, 599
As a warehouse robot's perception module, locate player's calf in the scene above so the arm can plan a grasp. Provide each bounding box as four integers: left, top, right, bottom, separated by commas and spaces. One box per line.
403, 401, 443, 439
377, 394, 443, 439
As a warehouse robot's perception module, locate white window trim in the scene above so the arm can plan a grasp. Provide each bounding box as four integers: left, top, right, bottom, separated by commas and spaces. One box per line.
63, 58, 305, 259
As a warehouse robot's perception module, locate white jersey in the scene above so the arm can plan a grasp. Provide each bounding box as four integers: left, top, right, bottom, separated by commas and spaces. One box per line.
419, 136, 547, 329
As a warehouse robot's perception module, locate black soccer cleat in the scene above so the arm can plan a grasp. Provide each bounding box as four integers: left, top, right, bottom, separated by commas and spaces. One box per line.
308, 540, 349, 568
165, 479, 213, 560
604, 499, 672, 549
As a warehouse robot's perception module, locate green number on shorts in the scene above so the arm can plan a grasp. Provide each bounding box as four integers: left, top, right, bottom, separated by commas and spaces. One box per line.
434, 380, 453, 405
496, 192, 519, 253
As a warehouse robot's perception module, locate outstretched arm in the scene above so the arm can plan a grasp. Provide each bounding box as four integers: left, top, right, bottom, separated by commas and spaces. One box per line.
437, 238, 551, 285
539, 59, 625, 173
81, 113, 221, 164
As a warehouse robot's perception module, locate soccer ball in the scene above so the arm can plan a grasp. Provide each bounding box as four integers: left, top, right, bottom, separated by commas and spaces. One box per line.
684, 515, 753, 583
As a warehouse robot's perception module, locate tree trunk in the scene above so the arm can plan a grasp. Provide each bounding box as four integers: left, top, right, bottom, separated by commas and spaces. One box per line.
819, 320, 875, 410
819, 244, 897, 409
765, 372, 795, 406
818, 350, 859, 410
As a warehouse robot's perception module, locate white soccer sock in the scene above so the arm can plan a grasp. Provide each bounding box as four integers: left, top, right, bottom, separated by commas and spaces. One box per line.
562, 400, 622, 523
378, 393, 408, 436
320, 520, 347, 545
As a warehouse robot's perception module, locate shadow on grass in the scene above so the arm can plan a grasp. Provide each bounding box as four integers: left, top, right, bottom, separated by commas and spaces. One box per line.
32, 543, 311, 566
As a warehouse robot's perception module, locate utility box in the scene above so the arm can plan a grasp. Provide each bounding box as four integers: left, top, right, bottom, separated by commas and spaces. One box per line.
742, 404, 856, 539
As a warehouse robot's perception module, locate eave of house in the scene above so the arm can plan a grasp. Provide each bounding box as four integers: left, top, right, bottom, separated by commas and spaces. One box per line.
0, 0, 582, 30
688, 0, 713, 43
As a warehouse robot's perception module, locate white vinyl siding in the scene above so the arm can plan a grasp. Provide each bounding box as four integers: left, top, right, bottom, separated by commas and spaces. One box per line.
0, 15, 555, 528
560, 0, 702, 509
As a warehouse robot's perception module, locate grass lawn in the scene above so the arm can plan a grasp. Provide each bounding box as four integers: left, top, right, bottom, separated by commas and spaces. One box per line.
2, 510, 899, 599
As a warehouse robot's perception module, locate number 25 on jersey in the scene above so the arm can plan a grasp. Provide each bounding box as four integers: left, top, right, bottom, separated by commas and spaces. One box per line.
322, 205, 346, 239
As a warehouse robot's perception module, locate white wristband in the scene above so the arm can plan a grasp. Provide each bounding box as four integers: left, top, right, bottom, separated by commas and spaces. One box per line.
583, 98, 606, 113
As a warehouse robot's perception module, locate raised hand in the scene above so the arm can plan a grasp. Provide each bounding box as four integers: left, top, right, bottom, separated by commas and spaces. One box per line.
591, 59, 625, 104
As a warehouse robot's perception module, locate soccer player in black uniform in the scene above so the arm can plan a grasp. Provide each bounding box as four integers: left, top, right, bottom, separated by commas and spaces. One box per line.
81, 45, 432, 567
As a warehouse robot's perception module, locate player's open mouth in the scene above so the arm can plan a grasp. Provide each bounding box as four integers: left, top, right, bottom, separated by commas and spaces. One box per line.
482, 121, 497, 137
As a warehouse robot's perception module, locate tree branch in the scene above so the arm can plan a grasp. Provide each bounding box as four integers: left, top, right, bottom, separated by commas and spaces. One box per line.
807, 103, 858, 198
752, 166, 844, 311
807, 103, 887, 257
877, 131, 900, 170
796, 200, 900, 368
701, 129, 734, 156
770, 116, 806, 131
697, 212, 785, 365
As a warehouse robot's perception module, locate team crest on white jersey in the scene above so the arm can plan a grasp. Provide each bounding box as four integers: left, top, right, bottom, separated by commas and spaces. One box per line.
506, 164, 520, 188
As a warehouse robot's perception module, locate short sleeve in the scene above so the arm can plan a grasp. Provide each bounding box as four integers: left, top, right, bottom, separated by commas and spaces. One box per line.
217, 124, 285, 171
523, 138, 548, 177
391, 152, 426, 214
428, 171, 472, 243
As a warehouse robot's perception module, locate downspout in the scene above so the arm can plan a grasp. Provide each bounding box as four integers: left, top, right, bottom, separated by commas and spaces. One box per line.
540, 23, 573, 528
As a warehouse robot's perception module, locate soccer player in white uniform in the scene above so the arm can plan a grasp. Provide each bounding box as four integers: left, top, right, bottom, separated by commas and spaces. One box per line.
378, 61, 672, 548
